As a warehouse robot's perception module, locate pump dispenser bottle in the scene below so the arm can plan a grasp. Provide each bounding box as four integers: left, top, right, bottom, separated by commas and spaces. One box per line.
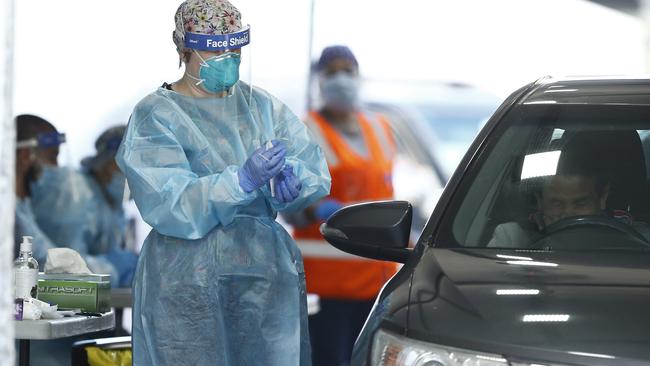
14, 236, 39, 299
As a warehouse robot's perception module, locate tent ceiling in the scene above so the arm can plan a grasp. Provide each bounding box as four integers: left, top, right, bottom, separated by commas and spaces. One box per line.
588, 0, 639, 15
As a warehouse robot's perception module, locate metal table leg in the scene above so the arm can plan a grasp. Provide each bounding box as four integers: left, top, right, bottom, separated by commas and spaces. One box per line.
19, 339, 30, 366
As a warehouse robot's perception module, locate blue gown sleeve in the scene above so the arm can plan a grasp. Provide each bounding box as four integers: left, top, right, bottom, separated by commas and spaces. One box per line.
116, 102, 261, 240
260, 96, 331, 213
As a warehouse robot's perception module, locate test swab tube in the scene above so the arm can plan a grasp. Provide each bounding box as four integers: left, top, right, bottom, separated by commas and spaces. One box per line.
266, 141, 276, 197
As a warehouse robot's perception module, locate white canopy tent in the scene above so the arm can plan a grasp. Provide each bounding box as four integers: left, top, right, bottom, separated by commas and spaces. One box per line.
1, 0, 15, 363
11, 0, 647, 166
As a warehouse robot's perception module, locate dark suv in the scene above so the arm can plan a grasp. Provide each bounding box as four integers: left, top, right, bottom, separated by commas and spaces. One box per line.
322, 76, 650, 366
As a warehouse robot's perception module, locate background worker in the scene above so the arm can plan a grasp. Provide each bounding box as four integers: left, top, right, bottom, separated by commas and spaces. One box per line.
14, 114, 64, 263
15, 114, 116, 278
14, 114, 117, 366
285, 45, 399, 366
79, 125, 137, 288
26, 122, 132, 287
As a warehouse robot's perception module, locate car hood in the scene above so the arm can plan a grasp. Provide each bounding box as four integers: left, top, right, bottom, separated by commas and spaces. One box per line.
406, 247, 650, 364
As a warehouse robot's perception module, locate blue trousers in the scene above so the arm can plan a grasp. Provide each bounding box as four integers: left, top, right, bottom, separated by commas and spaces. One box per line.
309, 298, 375, 366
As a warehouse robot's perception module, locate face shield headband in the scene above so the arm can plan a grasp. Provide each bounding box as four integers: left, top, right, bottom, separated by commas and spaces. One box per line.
184, 25, 250, 51
92, 135, 123, 168
16, 132, 66, 149
183, 25, 251, 94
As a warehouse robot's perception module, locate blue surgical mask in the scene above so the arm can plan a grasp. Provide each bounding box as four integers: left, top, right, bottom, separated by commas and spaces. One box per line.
320, 72, 360, 112
191, 51, 241, 93
106, 172, 127, 204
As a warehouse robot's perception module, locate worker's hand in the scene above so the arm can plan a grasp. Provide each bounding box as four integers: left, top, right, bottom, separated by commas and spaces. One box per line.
274, 165, 302, 203
238, 141, 286, 192
314, 199, 344, 221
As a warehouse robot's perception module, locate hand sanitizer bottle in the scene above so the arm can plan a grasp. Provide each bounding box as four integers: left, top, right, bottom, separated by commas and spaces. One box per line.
14, 236, 39, 300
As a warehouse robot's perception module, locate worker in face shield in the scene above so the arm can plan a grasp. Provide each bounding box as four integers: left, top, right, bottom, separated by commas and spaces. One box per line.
283, 45, 399, 366
14, 114, 64, 264
15, 115, 120, 283
115, 0, 331, 364
13, 114, 122, 366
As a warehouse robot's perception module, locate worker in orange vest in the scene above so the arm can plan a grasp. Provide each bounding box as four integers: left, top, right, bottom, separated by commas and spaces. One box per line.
284, 45, 398, 366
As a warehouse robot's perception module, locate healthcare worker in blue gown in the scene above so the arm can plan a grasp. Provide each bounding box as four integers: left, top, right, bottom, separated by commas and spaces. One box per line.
14, 114, 118, 282
116, 1, 331, 365
14, 114, 66, 263
13, 114, 119, 366
79, 125, 138, 288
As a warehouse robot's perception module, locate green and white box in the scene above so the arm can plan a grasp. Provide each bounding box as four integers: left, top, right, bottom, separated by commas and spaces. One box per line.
37, 273, 111, 313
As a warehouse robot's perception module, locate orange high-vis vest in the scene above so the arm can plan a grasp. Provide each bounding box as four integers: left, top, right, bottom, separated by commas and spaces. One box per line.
294, 111, 398, 300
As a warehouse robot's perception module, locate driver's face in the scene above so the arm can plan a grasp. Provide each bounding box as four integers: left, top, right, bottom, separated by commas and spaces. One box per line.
538, 175, 608, 226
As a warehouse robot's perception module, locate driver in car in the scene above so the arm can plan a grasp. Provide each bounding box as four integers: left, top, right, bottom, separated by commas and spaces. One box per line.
488, 150, 650, 248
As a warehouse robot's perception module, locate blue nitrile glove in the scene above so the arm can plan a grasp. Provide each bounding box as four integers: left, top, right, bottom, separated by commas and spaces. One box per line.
274, 165, 302, 203
315, 199, 344, 221
120, 266, 136, 288
238, 140, 286, 192
106, 249, 138, 288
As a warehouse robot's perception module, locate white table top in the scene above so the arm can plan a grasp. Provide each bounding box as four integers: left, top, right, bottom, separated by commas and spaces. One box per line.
14, 311, 115, 340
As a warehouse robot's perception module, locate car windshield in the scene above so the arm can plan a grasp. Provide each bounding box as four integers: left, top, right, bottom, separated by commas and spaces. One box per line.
437, 103, 650, 251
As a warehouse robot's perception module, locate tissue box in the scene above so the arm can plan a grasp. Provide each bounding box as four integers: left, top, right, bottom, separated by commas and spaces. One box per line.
37, 273, 111, 313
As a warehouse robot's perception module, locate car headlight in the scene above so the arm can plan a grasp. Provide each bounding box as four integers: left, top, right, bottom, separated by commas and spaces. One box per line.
371, 329, 509, 366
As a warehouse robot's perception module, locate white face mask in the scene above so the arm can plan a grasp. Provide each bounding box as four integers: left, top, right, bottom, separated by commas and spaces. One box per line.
319, 72, 360, 112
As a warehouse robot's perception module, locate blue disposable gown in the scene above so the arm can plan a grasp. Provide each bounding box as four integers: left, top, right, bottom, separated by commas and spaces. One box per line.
82, 173, 136, 287
116, 82, 331, 366
82, 173, 128, 255
29, 168, 120, 284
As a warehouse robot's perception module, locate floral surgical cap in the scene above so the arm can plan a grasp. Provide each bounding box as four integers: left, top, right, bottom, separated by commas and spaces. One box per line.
173, 0, 243, 56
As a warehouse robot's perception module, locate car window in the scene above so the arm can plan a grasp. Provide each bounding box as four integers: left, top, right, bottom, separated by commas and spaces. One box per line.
639, 130, 650, 178
437, 103, 650, 250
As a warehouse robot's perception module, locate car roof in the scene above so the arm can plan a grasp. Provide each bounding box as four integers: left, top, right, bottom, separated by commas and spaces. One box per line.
521, 75, 650, 105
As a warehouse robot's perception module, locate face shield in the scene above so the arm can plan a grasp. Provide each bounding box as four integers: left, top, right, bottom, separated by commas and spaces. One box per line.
16, 130, 75, 188
16, 131, 67, 166
182, 25, 252, 102
15, 130, 80, 215
176, 24, 277, 149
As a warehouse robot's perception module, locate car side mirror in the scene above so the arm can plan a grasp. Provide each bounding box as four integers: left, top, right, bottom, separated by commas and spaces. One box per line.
319, 200, 413, 263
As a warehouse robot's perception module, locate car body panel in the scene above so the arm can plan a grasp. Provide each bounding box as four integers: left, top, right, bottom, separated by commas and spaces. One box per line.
405, 247, 650, 365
